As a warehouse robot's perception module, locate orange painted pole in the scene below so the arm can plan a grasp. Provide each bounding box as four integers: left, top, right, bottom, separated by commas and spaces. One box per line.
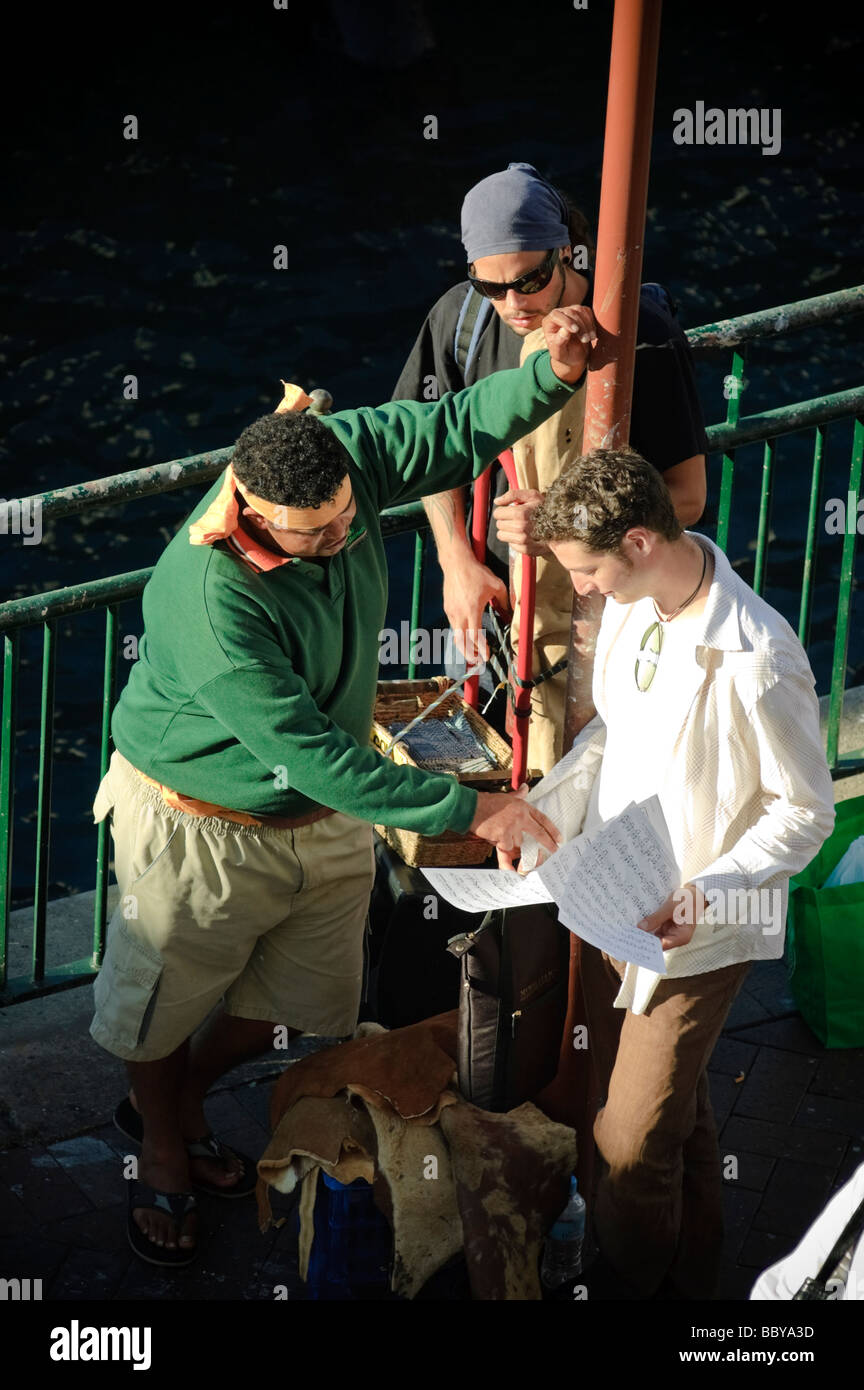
563, 0, 663, 752
583, 0, 662, 451
538, 0, 663, 1189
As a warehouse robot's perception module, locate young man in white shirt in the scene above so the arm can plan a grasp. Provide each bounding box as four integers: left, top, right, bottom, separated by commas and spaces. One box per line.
529, 448, 836, 1299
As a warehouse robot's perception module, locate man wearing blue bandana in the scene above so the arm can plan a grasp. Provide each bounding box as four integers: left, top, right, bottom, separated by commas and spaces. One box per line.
393, 163, 708, 774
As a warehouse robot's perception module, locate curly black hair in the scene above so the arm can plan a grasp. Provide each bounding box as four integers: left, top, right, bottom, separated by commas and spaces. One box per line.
231, 412, 351, 510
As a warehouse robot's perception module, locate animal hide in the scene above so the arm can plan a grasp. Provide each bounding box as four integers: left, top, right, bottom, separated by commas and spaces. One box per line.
266, 1010, 459, 1127
365, 1095, 462, 1298
256, 1011, 580, 1299
256, 1093, 377, 1232
439, 1100, 578, 1300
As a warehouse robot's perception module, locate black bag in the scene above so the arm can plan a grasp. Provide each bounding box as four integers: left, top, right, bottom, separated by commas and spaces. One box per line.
447, 903, 570, 1112
366, 837, 480, 1028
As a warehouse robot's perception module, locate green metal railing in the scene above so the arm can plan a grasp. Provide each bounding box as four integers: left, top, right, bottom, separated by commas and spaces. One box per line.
686, 286, 864, 779
1, 285, 862, 1005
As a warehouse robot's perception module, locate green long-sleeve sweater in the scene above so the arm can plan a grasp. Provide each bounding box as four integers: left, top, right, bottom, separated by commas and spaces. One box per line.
111, 349, 579, 832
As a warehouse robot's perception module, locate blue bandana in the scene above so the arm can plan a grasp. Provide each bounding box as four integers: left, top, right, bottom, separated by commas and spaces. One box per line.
460, 162, 571, 264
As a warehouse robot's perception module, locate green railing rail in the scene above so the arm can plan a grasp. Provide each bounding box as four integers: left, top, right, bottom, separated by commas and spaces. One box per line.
685, 285, 864, 350
1, 286, 862, 1005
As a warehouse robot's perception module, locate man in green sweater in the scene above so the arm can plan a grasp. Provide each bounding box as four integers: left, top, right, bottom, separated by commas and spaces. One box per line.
91, 305, 594, 1264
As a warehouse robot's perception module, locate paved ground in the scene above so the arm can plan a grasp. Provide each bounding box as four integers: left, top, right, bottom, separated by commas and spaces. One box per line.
709, 961, 864, 1299
1, 956, 862, 1302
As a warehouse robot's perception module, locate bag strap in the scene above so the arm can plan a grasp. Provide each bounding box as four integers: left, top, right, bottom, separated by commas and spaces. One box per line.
454, 285, 493, 380
447, 909, 497, 959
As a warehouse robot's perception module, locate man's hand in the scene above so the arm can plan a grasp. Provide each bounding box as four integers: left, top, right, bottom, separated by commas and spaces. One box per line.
493, 488, 548, 556
442, 553, 510, 663
637, 882, 707, 951
469, 786, 561, 870
542, 304, 598, 384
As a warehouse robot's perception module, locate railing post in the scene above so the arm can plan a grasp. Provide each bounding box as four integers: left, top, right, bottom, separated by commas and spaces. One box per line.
826, 417, 863, 770
798, 424, 827, 649
33, 620, 57, 983
716, 346, 747, 554
0, 633, 19, 993
752, 437, 776, 597
93, 605, 119, 965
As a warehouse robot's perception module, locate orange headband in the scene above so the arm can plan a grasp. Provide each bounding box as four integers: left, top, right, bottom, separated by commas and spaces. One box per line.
190, 380, 348, 546
234, 471, 353, 530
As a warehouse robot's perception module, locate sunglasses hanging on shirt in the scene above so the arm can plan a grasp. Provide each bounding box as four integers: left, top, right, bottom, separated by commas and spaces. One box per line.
634, 544, 708, 693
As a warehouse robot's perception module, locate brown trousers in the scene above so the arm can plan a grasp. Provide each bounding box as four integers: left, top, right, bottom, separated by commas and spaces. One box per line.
580, 943, 751, 1299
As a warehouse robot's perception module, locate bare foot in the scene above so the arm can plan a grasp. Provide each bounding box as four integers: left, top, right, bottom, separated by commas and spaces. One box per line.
128, 1090, 244, 1191
186, 1138, 245, 1191
134, 1145, 197, 1252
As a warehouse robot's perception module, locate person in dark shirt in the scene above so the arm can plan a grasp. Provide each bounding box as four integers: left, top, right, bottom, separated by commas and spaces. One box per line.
392, 162, 709, 771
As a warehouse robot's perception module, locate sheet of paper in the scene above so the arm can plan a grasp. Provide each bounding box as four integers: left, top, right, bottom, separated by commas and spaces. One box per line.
535, 829, 593, 902
420, 865, 553, 913
422, 796, 678, 973
520, 716, 606, 871
558, 906, 666, 972
553, 798, 678, 972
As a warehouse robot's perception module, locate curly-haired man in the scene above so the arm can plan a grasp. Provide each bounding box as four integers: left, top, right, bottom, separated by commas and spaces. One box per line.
90, 308, 591, 1265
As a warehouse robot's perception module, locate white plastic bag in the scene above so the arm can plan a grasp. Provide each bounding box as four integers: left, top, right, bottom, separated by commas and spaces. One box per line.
822, 835, 864, 889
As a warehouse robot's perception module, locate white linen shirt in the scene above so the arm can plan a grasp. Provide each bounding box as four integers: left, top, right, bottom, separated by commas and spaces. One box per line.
573, 534, 835, 1014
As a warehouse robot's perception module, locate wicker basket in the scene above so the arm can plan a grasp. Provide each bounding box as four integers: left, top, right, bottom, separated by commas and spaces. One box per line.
371, 678, 512, 867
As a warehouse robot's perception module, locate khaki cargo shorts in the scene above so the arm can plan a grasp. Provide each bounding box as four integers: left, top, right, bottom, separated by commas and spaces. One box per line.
89, 751, 375, 1061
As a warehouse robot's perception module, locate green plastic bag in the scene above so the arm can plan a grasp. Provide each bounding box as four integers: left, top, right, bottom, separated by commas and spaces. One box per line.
787, 795, 864, 1048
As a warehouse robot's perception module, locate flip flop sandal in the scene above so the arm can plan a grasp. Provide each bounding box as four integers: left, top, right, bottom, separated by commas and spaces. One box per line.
186, 1134, 258, 1200
114, 1099, 257, 1199
127, 1180, 198, 1267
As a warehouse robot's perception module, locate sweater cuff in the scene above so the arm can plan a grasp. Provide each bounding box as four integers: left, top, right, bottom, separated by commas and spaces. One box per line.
531, 348, 587, 397
446, 783, 480, 835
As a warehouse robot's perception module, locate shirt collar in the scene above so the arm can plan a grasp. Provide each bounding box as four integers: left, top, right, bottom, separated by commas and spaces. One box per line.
224, 520, 297, 573
690, 533, 746, 652
189, 468, 298, 573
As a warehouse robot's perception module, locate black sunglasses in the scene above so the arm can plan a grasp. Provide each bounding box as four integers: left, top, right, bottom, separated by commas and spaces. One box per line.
467, 248, 560, 301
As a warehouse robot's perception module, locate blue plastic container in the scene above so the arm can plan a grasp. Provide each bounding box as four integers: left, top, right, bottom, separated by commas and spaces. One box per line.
303, 1171, 393, 1300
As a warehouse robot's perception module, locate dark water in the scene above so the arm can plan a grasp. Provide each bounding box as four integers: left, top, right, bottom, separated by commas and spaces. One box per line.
1, 1, 862, 906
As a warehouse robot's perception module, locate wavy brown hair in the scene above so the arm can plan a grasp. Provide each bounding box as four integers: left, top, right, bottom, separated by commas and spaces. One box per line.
533, 446, 682, 553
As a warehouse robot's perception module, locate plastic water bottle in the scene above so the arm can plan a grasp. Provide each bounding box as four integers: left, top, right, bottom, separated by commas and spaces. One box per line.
540, 1176, 586, 1289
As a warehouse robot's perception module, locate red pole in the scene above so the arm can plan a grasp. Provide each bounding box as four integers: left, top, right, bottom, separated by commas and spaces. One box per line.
562, 0, 663, 751
584, 0, 662, 452
466, 454, 534, 789
465, 466, 492, 709
538, 0, 663, 1192
497, 449, 534, 789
